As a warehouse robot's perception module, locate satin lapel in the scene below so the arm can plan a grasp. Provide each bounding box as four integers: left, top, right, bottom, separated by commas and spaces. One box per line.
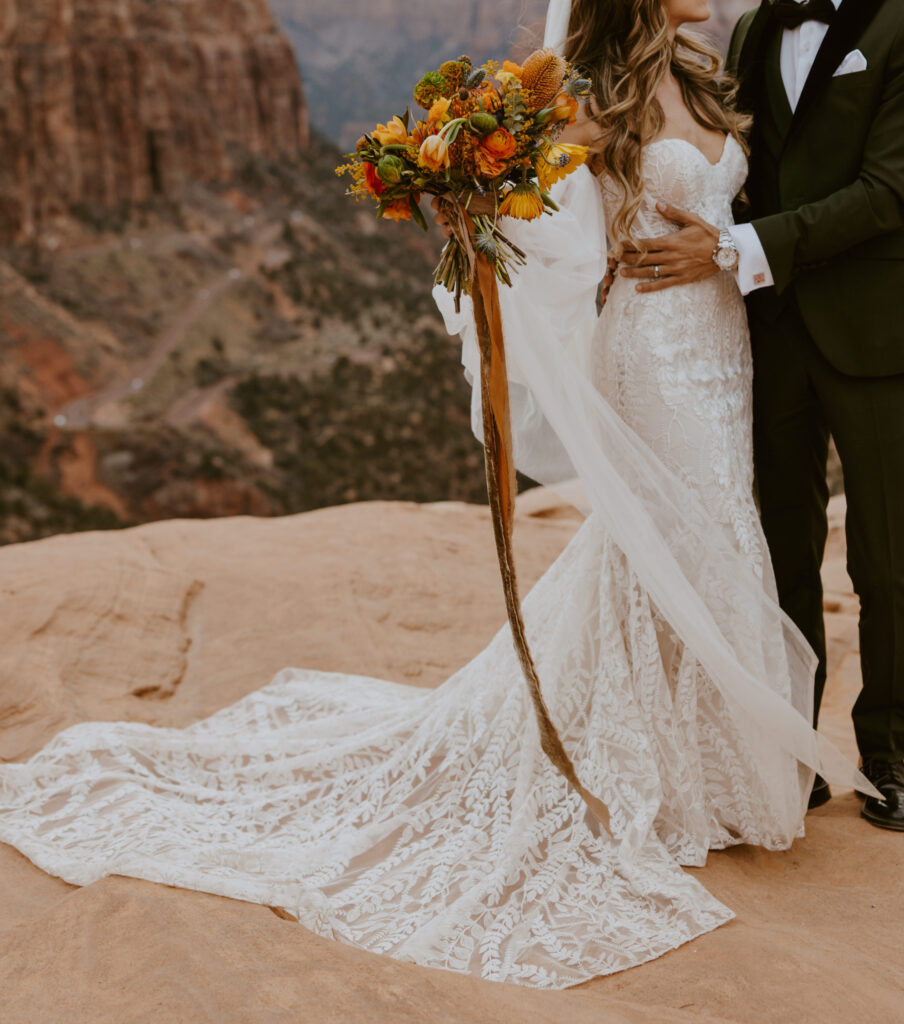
790, 0, 886, 131
737, 1, 778, 112
767, 25, 794, 138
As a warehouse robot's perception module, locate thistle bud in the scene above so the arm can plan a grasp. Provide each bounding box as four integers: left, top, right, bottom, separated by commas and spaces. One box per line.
377, 154, 405, 185
468, 112, 499, 135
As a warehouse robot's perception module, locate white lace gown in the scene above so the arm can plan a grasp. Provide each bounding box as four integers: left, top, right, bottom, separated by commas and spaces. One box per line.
0, 136, 817, 988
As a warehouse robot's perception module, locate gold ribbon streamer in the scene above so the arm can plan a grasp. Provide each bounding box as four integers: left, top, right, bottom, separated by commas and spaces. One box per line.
450, 200, 611, 833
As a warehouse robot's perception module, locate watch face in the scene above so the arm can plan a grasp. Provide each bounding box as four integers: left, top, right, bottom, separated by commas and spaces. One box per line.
716, 246, 739, 271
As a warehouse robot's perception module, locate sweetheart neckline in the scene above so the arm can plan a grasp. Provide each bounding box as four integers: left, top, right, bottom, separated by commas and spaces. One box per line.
646, 133, 733, 169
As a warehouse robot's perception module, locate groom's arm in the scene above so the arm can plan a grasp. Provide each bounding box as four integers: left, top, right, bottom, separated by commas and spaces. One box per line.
621, 22, 904, 295
752, 37, 904, 292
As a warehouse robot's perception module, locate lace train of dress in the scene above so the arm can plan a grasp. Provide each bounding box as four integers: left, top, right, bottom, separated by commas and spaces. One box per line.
0, 137, 870, 988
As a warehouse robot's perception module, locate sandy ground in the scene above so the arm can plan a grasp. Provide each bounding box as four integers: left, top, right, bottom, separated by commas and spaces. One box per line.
0, 493, 901, 1023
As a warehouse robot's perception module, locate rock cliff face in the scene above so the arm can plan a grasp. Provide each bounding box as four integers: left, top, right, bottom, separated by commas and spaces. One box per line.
0, 0, 309, 240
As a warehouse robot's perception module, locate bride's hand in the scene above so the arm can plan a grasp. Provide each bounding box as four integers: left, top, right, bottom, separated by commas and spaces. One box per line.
598, 256, 619, 311
431, 197, 454, 240
619, 203, 720, 293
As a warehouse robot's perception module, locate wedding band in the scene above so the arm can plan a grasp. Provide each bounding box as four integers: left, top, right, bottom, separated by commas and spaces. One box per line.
653, 265, 661, 279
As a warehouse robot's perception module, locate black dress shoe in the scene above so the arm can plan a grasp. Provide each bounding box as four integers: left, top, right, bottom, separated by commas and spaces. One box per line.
861, 758, 904, 832
808, 774, 832, 810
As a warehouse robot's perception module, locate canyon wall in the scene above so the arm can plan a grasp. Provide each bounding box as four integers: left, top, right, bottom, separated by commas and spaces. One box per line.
0, 0, 309, 240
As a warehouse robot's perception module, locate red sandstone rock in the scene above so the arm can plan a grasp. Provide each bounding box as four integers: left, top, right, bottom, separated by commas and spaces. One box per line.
0, 0, 309, 240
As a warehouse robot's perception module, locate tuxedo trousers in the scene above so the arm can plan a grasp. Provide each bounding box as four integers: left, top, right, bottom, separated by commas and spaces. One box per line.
749, 297, 904, 763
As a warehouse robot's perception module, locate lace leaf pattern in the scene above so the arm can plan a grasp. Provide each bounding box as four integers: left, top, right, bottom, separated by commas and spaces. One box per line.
0, 136, 810, 989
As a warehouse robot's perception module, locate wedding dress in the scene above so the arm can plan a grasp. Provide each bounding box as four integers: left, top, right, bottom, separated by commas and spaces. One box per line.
0, 136, 874, 989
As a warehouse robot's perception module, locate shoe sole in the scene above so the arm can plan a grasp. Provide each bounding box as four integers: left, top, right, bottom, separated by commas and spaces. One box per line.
860, 807, 904, 832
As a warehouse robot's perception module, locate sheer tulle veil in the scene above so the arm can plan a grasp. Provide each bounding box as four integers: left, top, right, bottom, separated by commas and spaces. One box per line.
543, 0, 573, 53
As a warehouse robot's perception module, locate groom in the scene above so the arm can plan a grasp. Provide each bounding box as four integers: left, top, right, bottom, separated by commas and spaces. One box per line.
620, 0, 904, 829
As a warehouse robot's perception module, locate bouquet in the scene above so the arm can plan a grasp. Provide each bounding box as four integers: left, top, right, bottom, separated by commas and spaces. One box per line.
337, 49, 592, 309
336, 50, 608, 828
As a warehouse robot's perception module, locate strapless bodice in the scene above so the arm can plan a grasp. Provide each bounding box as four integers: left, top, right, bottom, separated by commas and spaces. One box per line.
600, 134, 748, 247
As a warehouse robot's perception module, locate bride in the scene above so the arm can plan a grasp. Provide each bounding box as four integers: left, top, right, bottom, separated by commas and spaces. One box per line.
0, 0, 879, 991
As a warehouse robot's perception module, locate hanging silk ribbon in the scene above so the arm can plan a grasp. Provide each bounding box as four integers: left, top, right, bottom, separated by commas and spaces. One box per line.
442, 196, 611, 832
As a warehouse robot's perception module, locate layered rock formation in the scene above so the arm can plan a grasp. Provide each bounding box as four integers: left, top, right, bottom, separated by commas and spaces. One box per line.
0, 0, 309, 240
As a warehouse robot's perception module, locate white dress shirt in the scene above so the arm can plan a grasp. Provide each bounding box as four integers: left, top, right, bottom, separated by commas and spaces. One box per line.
728, 0, 843, 294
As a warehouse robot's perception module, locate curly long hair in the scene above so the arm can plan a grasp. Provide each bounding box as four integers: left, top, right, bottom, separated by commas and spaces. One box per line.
565, 0, 750, 249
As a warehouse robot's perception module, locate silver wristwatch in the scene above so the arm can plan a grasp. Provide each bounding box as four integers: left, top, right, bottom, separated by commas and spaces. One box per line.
712, 229, 739, 272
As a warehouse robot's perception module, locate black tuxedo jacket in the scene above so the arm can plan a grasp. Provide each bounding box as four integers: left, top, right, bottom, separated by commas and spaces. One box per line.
729, 0, 904, 376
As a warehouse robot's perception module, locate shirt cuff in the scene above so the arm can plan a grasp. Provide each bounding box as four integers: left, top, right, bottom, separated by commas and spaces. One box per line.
729, 223, 774, 295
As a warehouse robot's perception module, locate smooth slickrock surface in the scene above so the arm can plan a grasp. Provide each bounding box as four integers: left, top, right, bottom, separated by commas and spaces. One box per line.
0, 493, 901, 1023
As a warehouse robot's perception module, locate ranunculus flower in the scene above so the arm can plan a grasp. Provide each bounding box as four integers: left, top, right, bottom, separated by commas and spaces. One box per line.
383, 197, 413, 222
418, 134, 450, 172
482, 128, 517, 160
373, 116, 409, 147
364, 162, 385, 197
427, 97, 452, 125
474, 147, 508, 178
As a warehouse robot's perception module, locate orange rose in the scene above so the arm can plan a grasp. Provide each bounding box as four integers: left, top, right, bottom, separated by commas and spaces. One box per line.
482, 128, 517, 161
502, 60, 523, 77
383, 197, 413, 222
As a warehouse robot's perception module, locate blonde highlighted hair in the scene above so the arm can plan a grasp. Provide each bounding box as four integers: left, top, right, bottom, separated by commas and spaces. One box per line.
564, 0, 751, 248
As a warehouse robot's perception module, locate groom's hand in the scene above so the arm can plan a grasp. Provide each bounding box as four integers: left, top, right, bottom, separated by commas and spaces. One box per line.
619, 203, 720, 293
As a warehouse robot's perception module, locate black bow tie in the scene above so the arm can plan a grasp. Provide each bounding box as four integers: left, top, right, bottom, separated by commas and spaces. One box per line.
771, 0, 837, 30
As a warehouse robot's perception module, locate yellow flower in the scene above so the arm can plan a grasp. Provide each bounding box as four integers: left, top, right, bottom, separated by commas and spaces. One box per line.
418, 134, 450, 172
427, 97, 452, 125
499, 182, 546, 221
536, 143, 588, 192
373, 116, 409, 147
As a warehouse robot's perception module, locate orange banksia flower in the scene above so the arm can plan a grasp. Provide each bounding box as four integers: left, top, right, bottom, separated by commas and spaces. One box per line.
521, 48, 567, 111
